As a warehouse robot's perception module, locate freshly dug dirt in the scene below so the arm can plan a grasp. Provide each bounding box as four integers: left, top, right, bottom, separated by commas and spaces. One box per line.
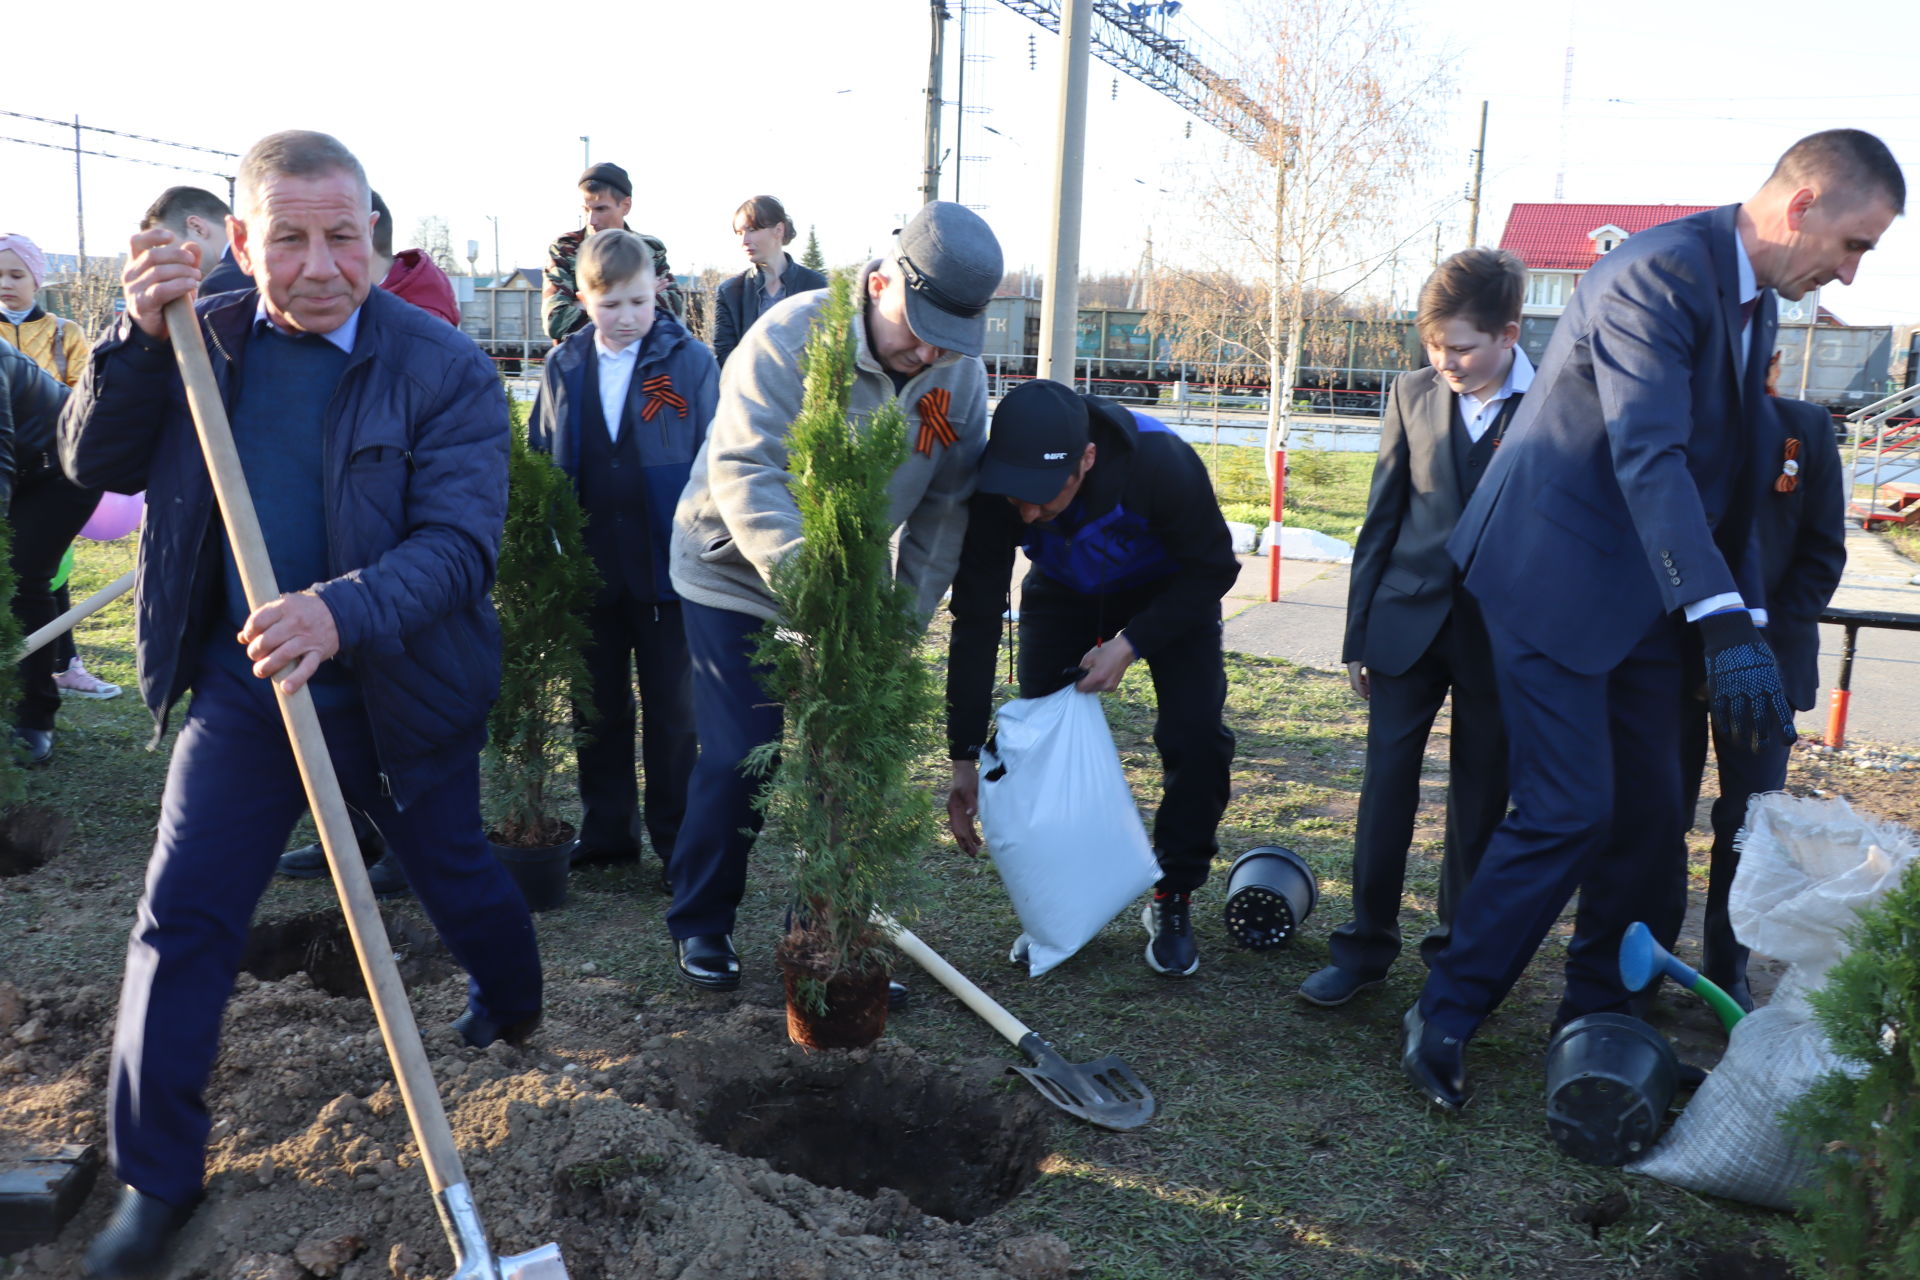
0, 973, 1064, 1278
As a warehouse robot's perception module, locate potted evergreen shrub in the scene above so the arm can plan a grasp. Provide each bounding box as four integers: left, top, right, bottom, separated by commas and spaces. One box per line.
750, 272, 939, 1050
485, 404, 599, 910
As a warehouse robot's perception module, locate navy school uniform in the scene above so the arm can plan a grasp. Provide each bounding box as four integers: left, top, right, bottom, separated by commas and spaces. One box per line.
528, 310, 718, 865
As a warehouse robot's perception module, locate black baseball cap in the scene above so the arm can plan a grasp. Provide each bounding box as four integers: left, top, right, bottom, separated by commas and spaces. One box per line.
976, 380, 1091, 504
892, 201, 1002, 358
579, 162, 632, 199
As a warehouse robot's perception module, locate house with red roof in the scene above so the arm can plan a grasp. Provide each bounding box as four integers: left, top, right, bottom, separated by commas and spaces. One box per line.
1498, 203, 1714, 316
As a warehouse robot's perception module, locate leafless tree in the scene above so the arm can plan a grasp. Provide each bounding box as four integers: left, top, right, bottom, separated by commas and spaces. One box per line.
1152, 0, 1451, 440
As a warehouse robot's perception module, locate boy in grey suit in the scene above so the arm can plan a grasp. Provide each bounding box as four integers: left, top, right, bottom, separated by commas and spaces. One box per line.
1301, 250, 1530, 1007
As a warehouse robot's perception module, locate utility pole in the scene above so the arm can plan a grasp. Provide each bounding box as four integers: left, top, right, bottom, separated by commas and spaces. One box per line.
1466, 100, 1487, 248
579, 136, 589, 168
922, 0, 949, 204
486, 215, 501, 279
73, 115, 85, 272
1037, 0, 1092, 385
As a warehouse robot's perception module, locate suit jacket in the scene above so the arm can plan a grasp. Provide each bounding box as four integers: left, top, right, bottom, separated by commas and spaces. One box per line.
1449, 204, 1776, 675
1345, 366, 1482, 676
1756, 396, 1847, 710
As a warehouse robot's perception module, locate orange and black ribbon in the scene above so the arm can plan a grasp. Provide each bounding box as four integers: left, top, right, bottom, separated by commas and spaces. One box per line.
915, 387, 956, 456
639, 373, 688, 422
1775, 436, 1801, 493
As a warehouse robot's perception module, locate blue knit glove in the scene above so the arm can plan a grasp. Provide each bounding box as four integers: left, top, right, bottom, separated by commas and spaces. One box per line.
1698, 609, 1797, 754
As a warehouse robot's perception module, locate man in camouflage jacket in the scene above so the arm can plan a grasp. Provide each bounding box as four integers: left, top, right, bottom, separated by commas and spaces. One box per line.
542, 161, 684, 341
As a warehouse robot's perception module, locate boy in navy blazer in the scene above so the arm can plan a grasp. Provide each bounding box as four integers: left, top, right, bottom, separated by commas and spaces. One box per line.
529, 230, 719, 883
1679, 380, 1846, 1011
1303, 250, 1529, 1007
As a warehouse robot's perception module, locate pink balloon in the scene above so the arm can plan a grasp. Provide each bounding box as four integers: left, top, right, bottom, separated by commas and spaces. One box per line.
80, 491, 145, 542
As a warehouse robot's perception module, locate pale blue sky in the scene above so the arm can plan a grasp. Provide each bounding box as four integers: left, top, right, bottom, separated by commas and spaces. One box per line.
8, 0, 1914, 325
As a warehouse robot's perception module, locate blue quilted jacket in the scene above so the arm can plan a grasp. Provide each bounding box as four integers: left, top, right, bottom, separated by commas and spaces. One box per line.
57, 287, 507, 807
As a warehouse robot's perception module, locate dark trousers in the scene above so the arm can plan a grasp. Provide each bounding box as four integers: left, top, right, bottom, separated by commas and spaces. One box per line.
9, 468, 101, 730
1015, 578, 1233, 893
575, 595, 696, 865
107, 661, 542, 1207
1331, 613, 1507, 977
666, 600, 783, 940
1419, 613, 1689, 1039
1680, 704, 1788, 991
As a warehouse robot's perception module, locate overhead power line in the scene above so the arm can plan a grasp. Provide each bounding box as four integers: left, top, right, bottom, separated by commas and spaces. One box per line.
0, 109, 239, 159
0, 132, 234, 181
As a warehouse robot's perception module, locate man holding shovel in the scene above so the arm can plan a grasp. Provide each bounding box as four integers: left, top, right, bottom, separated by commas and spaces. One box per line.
59, 130, 543, 1277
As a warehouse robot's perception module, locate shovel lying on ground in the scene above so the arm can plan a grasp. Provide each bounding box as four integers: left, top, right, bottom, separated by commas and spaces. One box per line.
883, 919, 1155, 1130
163, 299, 567, 1280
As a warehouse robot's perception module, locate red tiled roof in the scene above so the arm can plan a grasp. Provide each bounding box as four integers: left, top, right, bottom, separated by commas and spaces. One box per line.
1498, 203, 1716, 271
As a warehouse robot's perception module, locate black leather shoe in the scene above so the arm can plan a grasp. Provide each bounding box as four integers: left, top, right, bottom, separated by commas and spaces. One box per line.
452, 1008, 543, 1049
1703, 971, 1756, 1014
570, 840, 641, 867
82, 1185, 199, 1278
888, 980, 910, 1011
676, 935, 741, 991
1401, 1004, 1469, 1111
12, 727, 51, 768
1298, 964, 1387, 1008
277, 842, 329, 879
366, 855, 412, 899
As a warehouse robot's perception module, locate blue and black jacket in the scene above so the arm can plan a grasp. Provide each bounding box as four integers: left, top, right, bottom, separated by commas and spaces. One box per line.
527, 310, 717, 603
946, 395, 1238, 757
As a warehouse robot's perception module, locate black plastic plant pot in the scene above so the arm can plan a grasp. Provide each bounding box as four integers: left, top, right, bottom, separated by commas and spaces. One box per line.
492, 839, 571, 913
1544, 1013, 1679, 1167
1222, 845, 1319, 950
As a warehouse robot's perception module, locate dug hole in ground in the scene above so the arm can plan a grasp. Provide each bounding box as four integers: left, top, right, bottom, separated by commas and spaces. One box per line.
0, 887, 1070, 1280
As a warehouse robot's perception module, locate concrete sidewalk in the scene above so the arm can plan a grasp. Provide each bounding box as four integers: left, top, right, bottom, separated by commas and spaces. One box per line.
1220, 526, 1920, 749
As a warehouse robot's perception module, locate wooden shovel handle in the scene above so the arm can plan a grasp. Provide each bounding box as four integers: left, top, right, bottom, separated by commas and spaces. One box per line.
20, 570, 134, 659
879, 916, 1035, 1048
160, 299, 467, 1194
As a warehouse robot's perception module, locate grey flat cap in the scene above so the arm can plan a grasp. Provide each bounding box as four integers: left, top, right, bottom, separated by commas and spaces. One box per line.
892, 201, 1003, 358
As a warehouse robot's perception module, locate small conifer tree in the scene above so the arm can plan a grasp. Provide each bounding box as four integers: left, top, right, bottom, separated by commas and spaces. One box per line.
751, 271, 938, 1006
487, 401, 599, 846
1778, 858, 1920, 1277
801, 226, 826, 274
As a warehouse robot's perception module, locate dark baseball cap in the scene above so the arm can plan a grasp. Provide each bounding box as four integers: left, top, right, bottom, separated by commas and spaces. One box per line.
976, 380, 1091, 504
892, 201, 1003, 358
579, 162, 632, 198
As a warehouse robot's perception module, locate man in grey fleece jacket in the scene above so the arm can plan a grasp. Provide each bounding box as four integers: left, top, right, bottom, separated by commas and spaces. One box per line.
665, 201, 1003, 991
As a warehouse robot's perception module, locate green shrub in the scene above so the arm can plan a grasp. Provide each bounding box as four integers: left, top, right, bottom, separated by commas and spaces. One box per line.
1778, 858, 1920, 1278
750, 272, 938, 1004
486, 398, 599, 846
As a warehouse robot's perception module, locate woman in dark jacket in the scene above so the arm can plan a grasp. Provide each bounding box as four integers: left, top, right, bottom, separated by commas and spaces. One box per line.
710, 195, 826, 368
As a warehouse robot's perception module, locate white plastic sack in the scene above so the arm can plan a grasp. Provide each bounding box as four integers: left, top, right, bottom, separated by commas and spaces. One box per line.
978, 686, 1160, 977
1630, 793, 1917, 1207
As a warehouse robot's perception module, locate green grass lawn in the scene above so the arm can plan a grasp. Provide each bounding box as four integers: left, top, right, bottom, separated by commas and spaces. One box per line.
1201, 446, 1375, 546
6, 529, 1786, 1280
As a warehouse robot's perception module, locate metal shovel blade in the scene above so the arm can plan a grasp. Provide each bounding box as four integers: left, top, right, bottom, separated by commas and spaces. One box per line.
1013, 1032, 1155, 1130
442, 1183, 568, 1280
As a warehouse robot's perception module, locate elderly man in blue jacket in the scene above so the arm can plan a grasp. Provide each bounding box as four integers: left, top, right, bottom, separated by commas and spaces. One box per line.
58, 130, 542, 1278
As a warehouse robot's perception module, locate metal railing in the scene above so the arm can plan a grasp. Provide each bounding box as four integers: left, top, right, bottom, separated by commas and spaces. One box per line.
1844, 384, 1920, 524
1819, 605, 1920, 748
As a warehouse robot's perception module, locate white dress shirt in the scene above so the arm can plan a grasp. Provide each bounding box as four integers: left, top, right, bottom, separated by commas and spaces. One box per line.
1682, 235, 1766, 626
594, 334, 639, 443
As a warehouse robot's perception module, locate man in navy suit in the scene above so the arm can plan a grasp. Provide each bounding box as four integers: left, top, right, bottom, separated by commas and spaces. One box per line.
1404, 129, 1903, 1110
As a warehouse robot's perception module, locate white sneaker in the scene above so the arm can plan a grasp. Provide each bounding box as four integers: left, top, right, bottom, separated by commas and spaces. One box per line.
55, 658, 121, 700
1008, 933, 1034, 967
